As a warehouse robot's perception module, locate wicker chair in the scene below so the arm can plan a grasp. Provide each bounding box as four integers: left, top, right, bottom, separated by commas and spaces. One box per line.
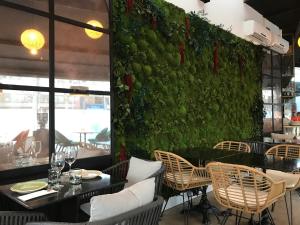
206, 162, 286, 225
154, 150, 211, 224
213, 141, 251, 153
26, 196, 164, 225
265, 144, 300, 225
0, 211, 46, 225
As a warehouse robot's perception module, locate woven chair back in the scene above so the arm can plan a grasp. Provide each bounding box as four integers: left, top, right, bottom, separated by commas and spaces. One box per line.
154, 150, 196, 191
213, 141, 251, 153
206, 162, 280, 214
265, 144, 300, 159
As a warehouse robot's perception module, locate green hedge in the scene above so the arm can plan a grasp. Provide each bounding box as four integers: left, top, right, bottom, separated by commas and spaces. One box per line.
112, 0, 264, 159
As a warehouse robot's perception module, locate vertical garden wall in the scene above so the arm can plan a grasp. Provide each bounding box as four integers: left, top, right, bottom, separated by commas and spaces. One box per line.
112, 0, 264, 159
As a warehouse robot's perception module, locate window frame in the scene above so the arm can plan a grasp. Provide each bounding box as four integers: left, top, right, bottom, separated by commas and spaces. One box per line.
0, 0, 114, 183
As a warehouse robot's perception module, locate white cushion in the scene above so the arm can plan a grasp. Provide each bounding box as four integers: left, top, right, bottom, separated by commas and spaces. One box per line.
89, 177, 155, 222
267, 169, 300, 190
218, 184, 268, 208
125, 157, 162, 187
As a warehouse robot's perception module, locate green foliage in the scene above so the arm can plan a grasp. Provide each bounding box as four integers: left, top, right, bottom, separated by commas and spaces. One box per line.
113, 0, 263, 159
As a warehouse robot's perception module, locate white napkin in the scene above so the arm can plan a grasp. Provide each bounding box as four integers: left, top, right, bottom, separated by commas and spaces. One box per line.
18, 189, 57, 201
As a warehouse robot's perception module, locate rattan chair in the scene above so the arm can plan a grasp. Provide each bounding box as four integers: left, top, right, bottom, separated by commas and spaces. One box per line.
213, 141, 251, 153
0, 211, 46, 225
154, 150, 211, 224
206, 162, 286, 225
27, 196, 164, 225
265, 144, 300, 225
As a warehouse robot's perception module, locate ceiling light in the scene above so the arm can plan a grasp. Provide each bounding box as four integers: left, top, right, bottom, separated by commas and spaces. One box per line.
85, 20, 103, 39
20, 29, 45, 55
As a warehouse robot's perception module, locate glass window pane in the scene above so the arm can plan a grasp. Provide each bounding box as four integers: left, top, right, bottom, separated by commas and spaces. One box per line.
0, 90, 49, 171
272, 52, 281, 77
262, 51, 271, 75
55, 21, 110, 91
5, 0, 48, 11
262, 76, 272, 103
0, 6, 49, 86
274, 105, 282, 132
55, 94, 111, 158
55, 0, 109, 29
273, 78, 281, 104
263, 104, 272, 133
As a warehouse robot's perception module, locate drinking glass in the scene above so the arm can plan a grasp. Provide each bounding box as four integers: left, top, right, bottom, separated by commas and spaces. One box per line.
32, 141, 42, 159
51, 152, 65, 188
64, 146, 78, 173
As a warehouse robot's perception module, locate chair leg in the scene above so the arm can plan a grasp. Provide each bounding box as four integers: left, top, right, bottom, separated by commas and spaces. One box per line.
271, 202, 276, 212
237, 211, 243, 225
220, 209, 231, 225
266, 208, 276, 225
259, 213, 262, 225
290, 191, 293, 225
160, 198, 169, 217
285, 194, 291, 225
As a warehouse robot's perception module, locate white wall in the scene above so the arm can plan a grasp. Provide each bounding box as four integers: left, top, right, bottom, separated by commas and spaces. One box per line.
164, 0, 204, 13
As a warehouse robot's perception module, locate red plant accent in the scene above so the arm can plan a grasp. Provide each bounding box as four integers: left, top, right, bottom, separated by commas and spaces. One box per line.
213, 42, 219, 74
179, 42, 185, 64
185, 16, 190, 38
123, 74, 134, 102
119, 144, 127, 161
126, 0, 134, 14
151, 16, 157, 30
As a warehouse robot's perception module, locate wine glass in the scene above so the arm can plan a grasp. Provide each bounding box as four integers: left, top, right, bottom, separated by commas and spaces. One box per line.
64, 146, 78, 174
32, 141, 42, 159
51, 152, 65, 188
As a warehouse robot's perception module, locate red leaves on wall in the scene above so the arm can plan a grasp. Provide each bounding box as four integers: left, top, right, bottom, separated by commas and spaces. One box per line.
119, 144, 127, 161
213, 42, 219, 74
179, 42, 185, 65
126, 0, 134, 14
185, 16, 191, 39
151, 16, 157, 30
123, 74, 134, 102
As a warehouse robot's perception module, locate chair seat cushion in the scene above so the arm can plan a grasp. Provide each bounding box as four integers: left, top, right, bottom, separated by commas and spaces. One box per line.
89, 177, 155, 222
125, 157, 162, 187
218, 184, 268, 208
166, 172, 210, 185
267, 169, 300, 190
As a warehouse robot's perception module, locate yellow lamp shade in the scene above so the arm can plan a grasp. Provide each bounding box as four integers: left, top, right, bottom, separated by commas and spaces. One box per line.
21, 29, 45, 55
85, 20, 103, 39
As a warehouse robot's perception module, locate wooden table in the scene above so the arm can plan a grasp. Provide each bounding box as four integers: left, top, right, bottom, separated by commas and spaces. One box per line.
0, 174, 126, 222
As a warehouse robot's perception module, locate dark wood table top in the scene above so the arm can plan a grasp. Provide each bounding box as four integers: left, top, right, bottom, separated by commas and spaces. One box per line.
0, 173, 126, 210
176, 148, 300, 172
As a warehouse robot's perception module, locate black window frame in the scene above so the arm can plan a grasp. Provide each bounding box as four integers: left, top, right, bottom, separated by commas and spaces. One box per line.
0, 0, 114, 183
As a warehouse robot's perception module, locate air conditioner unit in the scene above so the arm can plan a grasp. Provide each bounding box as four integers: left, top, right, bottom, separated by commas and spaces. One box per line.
243, 20, 272, 46
271, 34, 289, 54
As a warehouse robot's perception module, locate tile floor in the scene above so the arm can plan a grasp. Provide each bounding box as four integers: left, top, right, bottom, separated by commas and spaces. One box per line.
160, 191, 300, 225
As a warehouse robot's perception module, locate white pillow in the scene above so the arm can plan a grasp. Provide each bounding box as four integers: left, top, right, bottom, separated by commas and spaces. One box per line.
89, 177, 155, 222
125, 157, 162, 187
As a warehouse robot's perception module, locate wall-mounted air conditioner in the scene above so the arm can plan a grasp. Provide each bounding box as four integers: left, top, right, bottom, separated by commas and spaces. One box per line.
243, 20, 272, 46
271, 34, 289, 54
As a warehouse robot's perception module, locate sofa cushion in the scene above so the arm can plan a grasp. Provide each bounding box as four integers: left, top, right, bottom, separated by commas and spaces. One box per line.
125, 157, 162, 187
89, 177, 155, 222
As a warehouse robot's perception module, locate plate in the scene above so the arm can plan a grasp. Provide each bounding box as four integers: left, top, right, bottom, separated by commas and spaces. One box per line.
81, 169, 102, 179
10, 181, 48, 194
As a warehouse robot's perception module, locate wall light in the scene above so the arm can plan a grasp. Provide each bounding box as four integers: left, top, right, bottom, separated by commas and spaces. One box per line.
20, 29, 45, 55
298, 37, 300, 48
85, 20, 103, 39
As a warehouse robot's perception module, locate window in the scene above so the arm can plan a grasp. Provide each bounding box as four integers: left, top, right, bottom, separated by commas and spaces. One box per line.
262, 50, 282, 134
0, 0, 111, 175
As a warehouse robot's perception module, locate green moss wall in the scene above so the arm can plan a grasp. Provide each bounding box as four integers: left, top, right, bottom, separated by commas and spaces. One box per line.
112, 0, 264, 159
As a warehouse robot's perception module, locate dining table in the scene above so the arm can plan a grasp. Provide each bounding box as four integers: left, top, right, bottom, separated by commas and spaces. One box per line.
175, 147, 300, 225
0, 173, 126, 222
